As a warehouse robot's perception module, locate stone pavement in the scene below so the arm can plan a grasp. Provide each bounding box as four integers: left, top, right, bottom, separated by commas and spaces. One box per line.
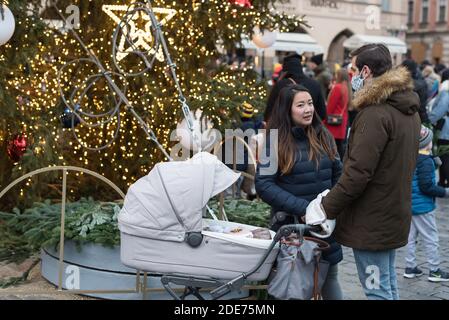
0, 261, 95, 300
339, 198, 449, 300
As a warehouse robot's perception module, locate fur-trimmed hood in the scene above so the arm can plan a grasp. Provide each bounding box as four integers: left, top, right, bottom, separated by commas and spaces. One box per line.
353, 66, 420, 115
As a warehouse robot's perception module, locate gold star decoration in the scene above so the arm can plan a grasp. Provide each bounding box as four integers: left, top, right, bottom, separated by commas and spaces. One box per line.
102, 4, 177, 62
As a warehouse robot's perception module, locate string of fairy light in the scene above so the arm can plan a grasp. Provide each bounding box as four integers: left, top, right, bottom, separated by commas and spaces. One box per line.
0, 0, 305, 196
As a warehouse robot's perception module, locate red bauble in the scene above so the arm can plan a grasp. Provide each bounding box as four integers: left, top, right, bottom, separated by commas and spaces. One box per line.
7, 134, 28, 163
229, 0, 252, 8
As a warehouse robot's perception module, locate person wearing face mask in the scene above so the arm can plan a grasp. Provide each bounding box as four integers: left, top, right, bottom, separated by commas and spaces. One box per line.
306, 44, 421, 300
255, 84, 344, 300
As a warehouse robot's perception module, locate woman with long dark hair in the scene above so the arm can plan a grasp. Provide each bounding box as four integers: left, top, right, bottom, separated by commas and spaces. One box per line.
256, 84, 344, 300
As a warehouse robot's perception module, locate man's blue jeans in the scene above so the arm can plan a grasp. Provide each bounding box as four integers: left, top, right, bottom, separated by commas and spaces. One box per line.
353, 249, 399, 300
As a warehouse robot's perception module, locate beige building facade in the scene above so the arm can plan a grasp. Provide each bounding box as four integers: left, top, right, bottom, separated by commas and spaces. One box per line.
274, 0, 408, 66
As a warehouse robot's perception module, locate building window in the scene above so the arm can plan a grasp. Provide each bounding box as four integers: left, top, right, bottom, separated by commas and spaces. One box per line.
382, 0, 390, 12
438, 0, 447, 22
408, 0, 414, 24
421, 0, 429, 24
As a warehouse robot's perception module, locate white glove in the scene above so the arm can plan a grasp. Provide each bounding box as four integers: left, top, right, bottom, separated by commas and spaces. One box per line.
305, 190, 336, 239
305, 189, 330, 225
310, 219, 336, 239
319, 189, 330, 198
305, 198, 326, 225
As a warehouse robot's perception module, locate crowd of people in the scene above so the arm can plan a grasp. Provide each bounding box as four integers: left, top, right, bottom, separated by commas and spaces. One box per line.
234, 44, 449, 300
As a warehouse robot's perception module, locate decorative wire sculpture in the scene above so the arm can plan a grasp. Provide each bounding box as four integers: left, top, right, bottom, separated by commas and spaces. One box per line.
57, 57, 127, 151
54, 0, 217, 217
54, 0, 201, 158
111, 2, 161, 77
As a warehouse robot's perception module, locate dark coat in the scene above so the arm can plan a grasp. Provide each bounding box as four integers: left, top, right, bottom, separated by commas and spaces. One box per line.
255, 124, 343, 265
413, 74, 429, 123
264, 59, 327, 123
322, 66, 422, 251
314, 64, 333, 100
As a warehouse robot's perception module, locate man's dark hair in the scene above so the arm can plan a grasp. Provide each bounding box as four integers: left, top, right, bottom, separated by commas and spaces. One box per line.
350, 43, 392, 77
435, 63, 447, 74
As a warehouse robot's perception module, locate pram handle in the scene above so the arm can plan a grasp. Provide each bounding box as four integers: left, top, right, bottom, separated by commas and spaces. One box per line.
210, 223, 322, 300
273, 224, 322, 242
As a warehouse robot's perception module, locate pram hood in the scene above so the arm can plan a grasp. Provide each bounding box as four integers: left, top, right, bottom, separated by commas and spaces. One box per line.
118, 152, 240, 243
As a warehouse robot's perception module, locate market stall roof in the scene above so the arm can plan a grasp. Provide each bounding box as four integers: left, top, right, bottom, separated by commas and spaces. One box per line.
240, 32, 324, 54
343, 34, 407, 54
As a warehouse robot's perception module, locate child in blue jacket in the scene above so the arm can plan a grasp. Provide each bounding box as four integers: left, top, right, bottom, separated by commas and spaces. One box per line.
404, 126, 449, 282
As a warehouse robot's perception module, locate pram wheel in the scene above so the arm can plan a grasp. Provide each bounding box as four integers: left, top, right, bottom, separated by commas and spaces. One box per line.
161, 275, 224, 300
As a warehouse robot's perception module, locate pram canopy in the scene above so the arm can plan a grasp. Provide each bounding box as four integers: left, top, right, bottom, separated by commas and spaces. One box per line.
118, 152, 240, 243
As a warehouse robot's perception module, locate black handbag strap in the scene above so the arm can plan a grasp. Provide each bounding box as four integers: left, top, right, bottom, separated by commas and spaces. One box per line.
281, 235, 330, 251
313, 256, 321, 300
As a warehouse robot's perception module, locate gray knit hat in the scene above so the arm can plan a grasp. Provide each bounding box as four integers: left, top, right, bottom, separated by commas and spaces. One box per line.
420, 126, 433, 149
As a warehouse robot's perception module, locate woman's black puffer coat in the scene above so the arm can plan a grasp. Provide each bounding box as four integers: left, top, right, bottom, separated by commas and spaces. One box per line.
255, 125, 343, 265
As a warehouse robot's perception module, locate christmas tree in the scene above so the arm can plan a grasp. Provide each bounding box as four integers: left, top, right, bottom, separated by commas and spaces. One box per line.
0, 0, 305, 209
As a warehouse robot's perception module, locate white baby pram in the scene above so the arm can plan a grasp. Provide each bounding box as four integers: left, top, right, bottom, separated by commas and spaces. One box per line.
118, 152, 319, 300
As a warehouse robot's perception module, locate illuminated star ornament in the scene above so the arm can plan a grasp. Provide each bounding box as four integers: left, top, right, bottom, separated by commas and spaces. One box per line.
102, 4, 177, 62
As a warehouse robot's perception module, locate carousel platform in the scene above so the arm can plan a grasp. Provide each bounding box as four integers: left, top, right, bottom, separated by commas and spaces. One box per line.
40, 240, 250, 300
